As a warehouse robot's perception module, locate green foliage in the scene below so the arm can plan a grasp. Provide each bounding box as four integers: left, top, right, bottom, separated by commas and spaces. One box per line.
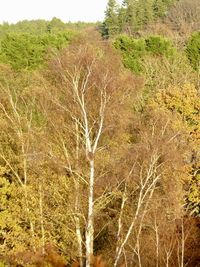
134, 0, 154, 28
114, 34, 176, 73
101, 0, 119, 38
0, 32, 75, 70
114, 35, 146, 73
0, 18, 97, 38
145, 35, 175, 57
46, 17, 66, 34
0, 34, 45, 70
186, 31, 200, 71
103, 0, 178, 36
0, 16, 199, 263
153, 0, 175, 18
41, 31, 75, 50
119, 0, 154, 32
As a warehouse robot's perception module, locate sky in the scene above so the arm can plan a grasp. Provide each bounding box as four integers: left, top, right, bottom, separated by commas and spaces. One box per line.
0, 0, 122, 24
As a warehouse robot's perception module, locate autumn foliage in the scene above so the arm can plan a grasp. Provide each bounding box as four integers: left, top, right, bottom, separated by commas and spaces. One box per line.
0, 3, 200, 266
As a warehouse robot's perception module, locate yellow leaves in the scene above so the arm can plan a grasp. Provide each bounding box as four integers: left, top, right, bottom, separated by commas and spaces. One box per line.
153, 84, 199, 116
148, 83, 200, 215
0, 261, 6, 267
0, 166, 9, 177
188, 164, 200, 213
150, 83, 200, 135
188, 182, 200, 203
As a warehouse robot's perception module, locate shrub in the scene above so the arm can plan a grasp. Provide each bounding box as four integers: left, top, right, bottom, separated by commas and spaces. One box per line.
0, 34, 45, 70
114, 35, 176, 73
186, 31, 200, 71
113, 35, 146, 73
145, 35, 175, 57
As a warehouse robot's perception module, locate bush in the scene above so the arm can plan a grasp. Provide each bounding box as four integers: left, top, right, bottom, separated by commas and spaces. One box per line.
0, 34, 45, 70
114, 35, 176, 73
113, 35, 146, 73
145, 35, 175, 57
186, 31, 200, 71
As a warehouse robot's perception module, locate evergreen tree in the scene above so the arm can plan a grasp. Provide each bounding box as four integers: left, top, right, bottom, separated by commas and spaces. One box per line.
153, 0, 176, 18
119, 0, 154, 33
121, 0, 137, 33
186, 31, 200, 71
101, 0, 119, 38
47, 17, 66, 33
153, 0, 167, 18
134, 0, 154, 28
118, 3, 128, 33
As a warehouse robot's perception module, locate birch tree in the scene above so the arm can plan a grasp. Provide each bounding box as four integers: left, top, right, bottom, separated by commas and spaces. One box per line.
114, 153, 162, 267
0, 82, 42, 251
45, 40, 139, 266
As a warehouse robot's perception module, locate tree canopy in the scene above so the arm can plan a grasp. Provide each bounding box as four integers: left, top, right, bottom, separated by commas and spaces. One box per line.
0, 2, 200, 266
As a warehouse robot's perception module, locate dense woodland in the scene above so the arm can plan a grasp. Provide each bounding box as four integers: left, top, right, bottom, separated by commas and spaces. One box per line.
0, 0, 199, 266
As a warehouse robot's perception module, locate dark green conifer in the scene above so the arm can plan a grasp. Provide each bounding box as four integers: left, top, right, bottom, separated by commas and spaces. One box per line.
101, 0, 119, 39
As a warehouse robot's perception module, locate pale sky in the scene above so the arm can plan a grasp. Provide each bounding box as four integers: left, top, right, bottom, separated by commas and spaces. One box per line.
0, 0, 122, 24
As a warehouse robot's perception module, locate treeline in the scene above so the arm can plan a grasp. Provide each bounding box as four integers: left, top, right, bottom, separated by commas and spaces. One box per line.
0, 32, 76, 70
101, 0, 176, 38
0, 17, 97, 37
0, 1, 200, 266
101, 0, 200, 38
0, 18, 98, 71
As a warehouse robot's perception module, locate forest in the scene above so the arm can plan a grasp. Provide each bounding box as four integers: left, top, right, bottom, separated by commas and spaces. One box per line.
0, 0, 199, 266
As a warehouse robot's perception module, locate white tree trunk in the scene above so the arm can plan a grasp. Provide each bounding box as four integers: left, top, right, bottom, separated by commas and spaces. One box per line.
85, 159, 95, 267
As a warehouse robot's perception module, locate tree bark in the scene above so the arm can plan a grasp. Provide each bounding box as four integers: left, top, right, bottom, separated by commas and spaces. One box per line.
85, 159, 95, 267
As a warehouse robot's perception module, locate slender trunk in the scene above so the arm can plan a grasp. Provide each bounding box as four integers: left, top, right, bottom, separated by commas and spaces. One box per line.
114, 187, 143, 267
165, 249, 172, 267
115, 183, 127, 260
75, 122, 83, 267
74, 179, 83, 267
155, 223, 159, 267
23, 154, 36, 252
166, 256, 169, 267
75, 214, 83, 267
114, 155, 160, 267
85, 159, 94, 267
24, 185, 36, 252
138, 253, 142, 267
180, 218, 185, 267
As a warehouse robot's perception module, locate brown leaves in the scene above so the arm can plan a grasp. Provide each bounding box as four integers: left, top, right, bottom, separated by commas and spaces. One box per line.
6, 244, 67, 267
